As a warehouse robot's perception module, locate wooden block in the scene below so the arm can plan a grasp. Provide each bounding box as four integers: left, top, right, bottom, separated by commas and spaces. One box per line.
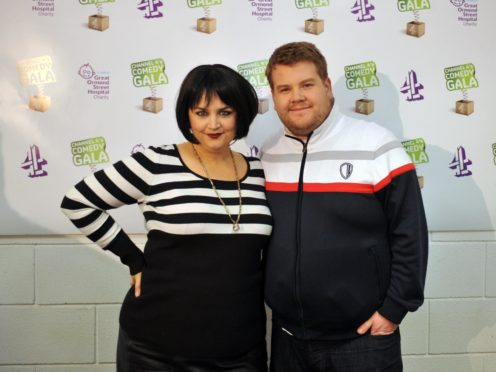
355, 99, 374, 115
197, 17, 216, 34
455, 100, 474, 116
305, 19, 324, 35
89, 15, 109, 31
417, 176, 424, 189
258, 98, 269, 114
406, 21, 425, 37
28, 95, 51, 112
143, 97, 163, 113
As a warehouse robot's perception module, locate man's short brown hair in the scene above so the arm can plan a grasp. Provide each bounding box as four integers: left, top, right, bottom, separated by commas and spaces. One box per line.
266, 42, 328, 89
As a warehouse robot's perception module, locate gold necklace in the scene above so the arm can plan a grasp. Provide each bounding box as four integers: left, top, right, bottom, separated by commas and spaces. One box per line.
191, 144, 242, 232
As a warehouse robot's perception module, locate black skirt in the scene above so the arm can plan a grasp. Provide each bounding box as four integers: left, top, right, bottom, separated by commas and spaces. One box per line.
117, 327, 268, 372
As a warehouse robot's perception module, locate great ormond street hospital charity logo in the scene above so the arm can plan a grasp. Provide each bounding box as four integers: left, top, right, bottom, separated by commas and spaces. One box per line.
78, 63, 110, 100
249, 0, 273, 22
450, 0, 478, 27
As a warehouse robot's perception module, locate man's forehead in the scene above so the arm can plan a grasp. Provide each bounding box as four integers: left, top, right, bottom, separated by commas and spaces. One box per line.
272, 63, 320, 83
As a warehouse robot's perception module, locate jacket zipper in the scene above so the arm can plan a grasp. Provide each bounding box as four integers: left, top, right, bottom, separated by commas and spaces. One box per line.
286, 132, 313, 337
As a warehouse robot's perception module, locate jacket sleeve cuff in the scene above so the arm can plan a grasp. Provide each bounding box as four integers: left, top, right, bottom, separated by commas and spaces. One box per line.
378, 297, 408, 325
104, 230, 145, 275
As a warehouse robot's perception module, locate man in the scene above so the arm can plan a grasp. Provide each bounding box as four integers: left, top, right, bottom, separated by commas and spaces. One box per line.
261, 41, 428, 371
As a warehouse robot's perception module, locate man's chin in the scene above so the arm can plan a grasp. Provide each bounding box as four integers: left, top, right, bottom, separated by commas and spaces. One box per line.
283, 124, 315, 138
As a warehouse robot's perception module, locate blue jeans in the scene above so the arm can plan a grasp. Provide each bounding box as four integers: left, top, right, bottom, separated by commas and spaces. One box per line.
269, 322, 402, 372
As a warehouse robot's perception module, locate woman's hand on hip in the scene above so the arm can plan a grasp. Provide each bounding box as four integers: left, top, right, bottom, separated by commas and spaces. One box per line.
131, 272, 142, 297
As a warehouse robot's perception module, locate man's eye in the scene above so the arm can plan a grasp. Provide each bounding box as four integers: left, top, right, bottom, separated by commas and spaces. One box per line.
303, 83, 314, 89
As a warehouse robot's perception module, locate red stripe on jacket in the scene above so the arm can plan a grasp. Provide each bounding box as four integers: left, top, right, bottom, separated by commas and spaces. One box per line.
265, 163, 415, 193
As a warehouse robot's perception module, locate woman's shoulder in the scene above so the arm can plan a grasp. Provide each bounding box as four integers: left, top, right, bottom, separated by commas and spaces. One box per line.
133, 144, 181, 165
147, 144, 176, 154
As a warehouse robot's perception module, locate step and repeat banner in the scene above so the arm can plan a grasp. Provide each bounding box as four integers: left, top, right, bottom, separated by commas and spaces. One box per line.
0, 0, 494, 234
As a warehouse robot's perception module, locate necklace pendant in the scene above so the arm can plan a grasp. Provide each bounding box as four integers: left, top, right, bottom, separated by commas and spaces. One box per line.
233, 223, 240, 232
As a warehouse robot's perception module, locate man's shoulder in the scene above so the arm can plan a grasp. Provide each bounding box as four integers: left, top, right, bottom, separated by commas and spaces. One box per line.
338, 114, 399, 148
260, 129, 285, 156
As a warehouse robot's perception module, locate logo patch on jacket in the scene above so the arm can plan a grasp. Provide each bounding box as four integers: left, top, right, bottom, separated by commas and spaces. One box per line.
340, 162, 353, 180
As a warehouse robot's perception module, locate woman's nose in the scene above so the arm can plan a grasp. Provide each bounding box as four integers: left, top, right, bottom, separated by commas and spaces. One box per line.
207, 115, 221, 129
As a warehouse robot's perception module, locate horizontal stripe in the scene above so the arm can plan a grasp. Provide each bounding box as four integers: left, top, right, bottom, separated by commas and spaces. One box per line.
149, 179, 265, 194
143, 211, 272, 225
266, 163, 415, 194
148, 195, 272, 207
262, 140, 403, 163
373, 163, 415, 192
147, 220, 272, 236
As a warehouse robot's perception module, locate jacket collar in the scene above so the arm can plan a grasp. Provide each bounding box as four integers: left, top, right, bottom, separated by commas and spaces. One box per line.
283, 100, 342, 146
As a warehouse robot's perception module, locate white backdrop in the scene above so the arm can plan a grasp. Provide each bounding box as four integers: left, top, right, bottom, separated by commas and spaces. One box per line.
0, 0, 494, 234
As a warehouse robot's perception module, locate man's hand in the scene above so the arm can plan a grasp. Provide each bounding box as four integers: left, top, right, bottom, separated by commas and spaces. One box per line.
357, 311, 398, 336
131, 272, 142, 297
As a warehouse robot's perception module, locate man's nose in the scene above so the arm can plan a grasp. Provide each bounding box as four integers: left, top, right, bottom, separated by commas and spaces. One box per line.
290, 88, 305, 102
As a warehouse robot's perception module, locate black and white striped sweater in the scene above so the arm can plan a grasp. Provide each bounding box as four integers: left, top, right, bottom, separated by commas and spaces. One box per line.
61, 144, 273, 358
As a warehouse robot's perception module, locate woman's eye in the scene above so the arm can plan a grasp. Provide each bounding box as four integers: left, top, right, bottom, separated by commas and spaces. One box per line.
220, 110, 233, 116
195, 111, 207, 116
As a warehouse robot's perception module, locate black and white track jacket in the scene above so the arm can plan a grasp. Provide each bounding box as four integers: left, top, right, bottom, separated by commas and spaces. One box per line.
261, 108, 428, 340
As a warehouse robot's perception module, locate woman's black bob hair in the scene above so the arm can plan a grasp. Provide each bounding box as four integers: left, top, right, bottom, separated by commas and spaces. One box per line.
176, 64, 259, 143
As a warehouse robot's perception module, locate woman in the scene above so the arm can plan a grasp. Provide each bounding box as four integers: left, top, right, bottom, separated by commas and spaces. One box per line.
61, 64, 272, 371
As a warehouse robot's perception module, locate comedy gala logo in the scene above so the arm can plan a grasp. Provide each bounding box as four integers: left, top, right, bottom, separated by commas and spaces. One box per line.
237, 60, 269, 114
444, 63, 479, 115
344, 61, 380, 115
402, 138, 428, 188
131, 58, 169, 113
397, 0, 430, 37
71, 136, 110, 174
16, 55, 56, 112
79, 0, 115, 32
187, 0, 222, 34
295, 0, 330, 35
